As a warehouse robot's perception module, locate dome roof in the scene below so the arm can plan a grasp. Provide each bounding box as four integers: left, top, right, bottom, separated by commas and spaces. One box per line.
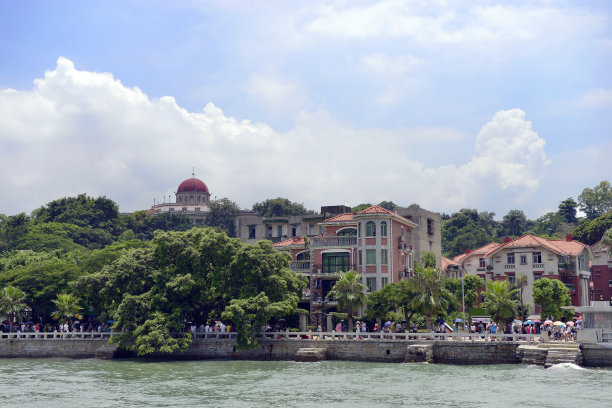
177, 178, 209, 194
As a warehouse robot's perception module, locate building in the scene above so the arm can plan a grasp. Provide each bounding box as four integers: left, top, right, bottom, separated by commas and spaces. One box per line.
591, 240, 612, 303
148, 176, 211, 224
441, 256, 461, 279
274, 205, 418, 328
455, 234, 593, 313
237, 204, 442, 266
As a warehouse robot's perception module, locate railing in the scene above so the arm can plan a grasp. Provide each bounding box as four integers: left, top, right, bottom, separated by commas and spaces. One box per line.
1, 331, 119, 340
310, 264, 357, 277
504, 264, 515, 269
0, 330, 544, 343
310, 236, 357, 247
290, 261, 312, 272
533, 263, 544, 269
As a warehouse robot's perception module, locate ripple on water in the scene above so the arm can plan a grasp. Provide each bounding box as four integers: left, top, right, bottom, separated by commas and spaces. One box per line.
0, 359, 610, 408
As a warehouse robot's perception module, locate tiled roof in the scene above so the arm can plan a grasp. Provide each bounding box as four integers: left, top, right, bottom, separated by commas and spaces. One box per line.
487, 234, 587, 257
322, 213, 355, 223
453, 242, 502, 263
442, 256, 459, 270
355, 205, 395, 215
273, 236, 305, 247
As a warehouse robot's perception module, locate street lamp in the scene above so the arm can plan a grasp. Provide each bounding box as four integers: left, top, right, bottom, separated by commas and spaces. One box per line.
461, 265, 466, 333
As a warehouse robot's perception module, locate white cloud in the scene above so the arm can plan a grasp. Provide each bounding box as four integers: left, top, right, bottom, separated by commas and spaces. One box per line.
360, 53, 422, 76
572, 88, 612, 109
0, 58, 549, 216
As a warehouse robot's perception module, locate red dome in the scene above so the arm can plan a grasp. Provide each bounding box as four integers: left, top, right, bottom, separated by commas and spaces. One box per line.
177, 178, 209, 193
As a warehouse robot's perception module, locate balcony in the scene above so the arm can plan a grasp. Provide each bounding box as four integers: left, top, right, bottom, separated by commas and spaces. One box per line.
558, 262, 575, 272
310, 263, 356, 278
504, 264, 515, 270
290, 261, 312, 273
532, 263, 544, 270
310, 236, 357, 248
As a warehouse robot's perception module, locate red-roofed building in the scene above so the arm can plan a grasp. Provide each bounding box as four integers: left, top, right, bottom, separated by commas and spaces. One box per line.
457, 234, 593, 314
274, 204, 418, 329
148, 175, 211, 224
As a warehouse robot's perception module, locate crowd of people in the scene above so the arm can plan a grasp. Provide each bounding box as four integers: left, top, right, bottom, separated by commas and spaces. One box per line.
0, 319, 113, 333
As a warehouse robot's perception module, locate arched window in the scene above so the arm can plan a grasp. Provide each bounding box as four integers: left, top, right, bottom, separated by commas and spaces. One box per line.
366, 221, 376, 237
380, 221, 387, 236
406, 229, 412, 244
337, 228, 357, 236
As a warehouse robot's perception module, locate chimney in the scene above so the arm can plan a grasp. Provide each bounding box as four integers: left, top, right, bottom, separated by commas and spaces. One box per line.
504, 237, 512, 243
566, 234, 573, 242
465, 249, 472, 254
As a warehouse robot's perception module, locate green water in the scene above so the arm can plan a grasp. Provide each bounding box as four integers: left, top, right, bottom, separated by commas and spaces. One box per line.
0, 359, 609, 407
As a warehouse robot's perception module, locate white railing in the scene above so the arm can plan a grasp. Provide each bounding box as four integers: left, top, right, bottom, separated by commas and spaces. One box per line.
1, 331, 119, 340
1, 330, 544, 343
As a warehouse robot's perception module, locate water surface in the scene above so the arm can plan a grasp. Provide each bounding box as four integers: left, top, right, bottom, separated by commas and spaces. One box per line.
0, 358, 609, 407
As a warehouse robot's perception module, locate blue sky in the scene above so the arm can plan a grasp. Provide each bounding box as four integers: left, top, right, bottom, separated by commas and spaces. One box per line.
1, 1, 610, 219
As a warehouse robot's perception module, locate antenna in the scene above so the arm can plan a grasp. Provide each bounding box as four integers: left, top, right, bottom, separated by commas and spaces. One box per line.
192, 166, 195, 178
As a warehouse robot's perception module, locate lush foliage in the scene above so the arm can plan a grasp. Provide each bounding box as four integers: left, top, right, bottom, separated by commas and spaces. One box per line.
252, 197, 314, 217
408, 266, 455, 331
578, 180, 612, 220
532, 278, 573, 320
206, 198, 241, 237
0, 286, 28, 332
481, 280, 517, 325
446, 274, 484, 326
328, 270, 367, 331
572, 212, 612, 245
51, 293, 83, 325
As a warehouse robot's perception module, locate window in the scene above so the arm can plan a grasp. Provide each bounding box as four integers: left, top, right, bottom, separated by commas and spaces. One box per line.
366, 221, 376, 237
322, 253, 349, 273
533, 252, 542, 264
609, 280, 612, 288
534, 273, 542, 281
358, 223, 361, 237
266, 226, 272, 238
367, 277, 376, 292
401, 254, 405, 266
381, 277, 388, 288
278, 226, 283, 237
248, 225, 256, 239
507, 253, 515, 264
169, 208, 175, 212
406, 229, 411, 244
366, 249, 377, 265
195, 207, 201, 212
309, 224, 314, 235
508, 276, 516, 285
520, 255, 527, 265
381, 249, 388, 265
427, 219, 434, 235
181, 207, 187, 211
479, 258, 486, 268
291, 226, 297, 237
337, 228, 357, 236
380, 222, 387, 236
358, 250, 362, 266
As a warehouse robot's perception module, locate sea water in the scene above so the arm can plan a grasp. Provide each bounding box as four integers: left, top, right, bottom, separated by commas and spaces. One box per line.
0, 358, 609, 407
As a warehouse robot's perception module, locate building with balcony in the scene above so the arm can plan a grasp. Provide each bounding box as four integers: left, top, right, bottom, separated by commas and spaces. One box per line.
591, 240, 612, 303
455, 234, 593, 314
274, 205, 418, 328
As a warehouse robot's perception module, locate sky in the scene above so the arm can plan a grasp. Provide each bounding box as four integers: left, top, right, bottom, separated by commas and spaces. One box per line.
0, 0, 611, 220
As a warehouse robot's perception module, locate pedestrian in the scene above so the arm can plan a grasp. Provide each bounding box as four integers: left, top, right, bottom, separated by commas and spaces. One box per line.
335, 320, 343, 333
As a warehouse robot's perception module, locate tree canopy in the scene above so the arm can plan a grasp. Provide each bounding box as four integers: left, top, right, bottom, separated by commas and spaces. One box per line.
252, 197, 314, 217
206, 198, 241, 237
532, 278, 573, 320
572, 212, 612, 245
578, 180, 612, 220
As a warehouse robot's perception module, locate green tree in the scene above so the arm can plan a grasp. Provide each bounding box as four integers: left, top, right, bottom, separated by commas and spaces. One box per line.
499, 209, 527, 237
530, 212, 563, 238
482, 280, 517, 327
50, 293, 83, 327
558, 198, 578, 224
514, 274, 529, 320
0, 213, 30, 253
408, 266, 455, 331
0, 286, 27, 332
421, 251, 437, 268
601, 227, 612, 253
252, 197, 315, 217
206, 198, 240, 237
447, 274, 484, 328
328, 270, 367, 331
125, 210, 192, 241
351, 203, 372, 212
578, 180, 612, 220
377, 201, 397, 211
532, 278, 573, 320
442, 209, 495, 258
366, 280, 417, 325
31, 194, 125, 236
572, 212, 612, 245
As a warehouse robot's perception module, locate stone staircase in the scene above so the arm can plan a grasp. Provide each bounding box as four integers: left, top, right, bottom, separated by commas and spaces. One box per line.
295, 347, 327, 362
541, 343, 582, 368
517, 343, 582, 367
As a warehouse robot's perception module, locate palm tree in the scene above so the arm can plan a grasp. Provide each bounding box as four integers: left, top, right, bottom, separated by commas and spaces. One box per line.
515, 274, 528, 319
51, 293, 84, 327
408, 266, 455, 332
328, 270, 367, 331
482, 280, 518, 327
0, 286, 27, 332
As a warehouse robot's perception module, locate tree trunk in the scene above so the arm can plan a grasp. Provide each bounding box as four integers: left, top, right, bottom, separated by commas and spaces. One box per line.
348, 314, 353, 332
426, 314, 432, 332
